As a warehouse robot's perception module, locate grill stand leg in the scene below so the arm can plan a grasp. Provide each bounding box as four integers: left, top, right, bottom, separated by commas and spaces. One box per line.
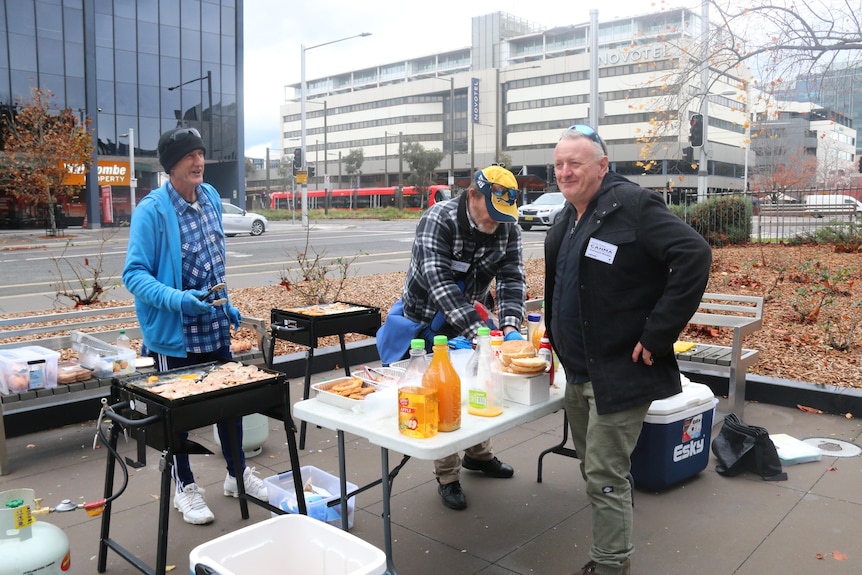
299, 347, 314, 450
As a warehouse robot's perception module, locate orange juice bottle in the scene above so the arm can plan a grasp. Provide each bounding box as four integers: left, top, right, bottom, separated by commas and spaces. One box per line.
424, 335, 461, 432
398, 339, 438, 439
531, 302, 546, 350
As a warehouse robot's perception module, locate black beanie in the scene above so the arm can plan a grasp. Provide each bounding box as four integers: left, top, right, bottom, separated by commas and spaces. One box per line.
158, 128, 206, 173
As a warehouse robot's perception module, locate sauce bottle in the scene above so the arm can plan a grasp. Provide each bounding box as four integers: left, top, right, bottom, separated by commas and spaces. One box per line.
526, 313, 542, 345
467, 327, 504, 417
538, 335, 555, 387
398, 339, 438, 439
424, 335, 461, 432
531, 303, 546, 350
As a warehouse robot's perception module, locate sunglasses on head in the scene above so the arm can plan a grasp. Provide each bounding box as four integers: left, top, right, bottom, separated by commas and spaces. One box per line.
490, 183, 517, 205
567, 124, 607, 154
170, 127, 201, 143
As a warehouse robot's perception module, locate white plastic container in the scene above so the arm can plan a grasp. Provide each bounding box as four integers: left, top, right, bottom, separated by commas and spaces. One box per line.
189, 514, 385, 575
264, 465, 358, 529
70, 330, 136, 377
0, 346, 61, 394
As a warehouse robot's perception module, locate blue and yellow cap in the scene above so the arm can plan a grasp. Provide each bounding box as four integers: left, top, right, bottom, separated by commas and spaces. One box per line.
475, 165, 519, 223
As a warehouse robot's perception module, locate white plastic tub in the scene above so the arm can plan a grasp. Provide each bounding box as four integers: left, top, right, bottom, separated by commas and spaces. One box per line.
189, 514, 386, 575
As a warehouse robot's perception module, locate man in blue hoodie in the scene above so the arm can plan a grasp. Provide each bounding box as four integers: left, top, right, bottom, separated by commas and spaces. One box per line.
122, 127, 266, 525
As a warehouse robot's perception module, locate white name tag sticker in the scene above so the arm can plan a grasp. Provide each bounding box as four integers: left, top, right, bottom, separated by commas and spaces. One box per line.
451, 260, 470, 273
585, 237, 618, 264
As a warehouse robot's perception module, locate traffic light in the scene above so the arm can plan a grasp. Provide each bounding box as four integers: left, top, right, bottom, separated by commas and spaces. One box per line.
689, 114, 704, 147
682, 146, 693, 164
292, 148, 302, 175
308, 166, 316, 178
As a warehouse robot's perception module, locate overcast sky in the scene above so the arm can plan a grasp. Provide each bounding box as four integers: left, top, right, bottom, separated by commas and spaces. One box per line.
242, 0, 692, 160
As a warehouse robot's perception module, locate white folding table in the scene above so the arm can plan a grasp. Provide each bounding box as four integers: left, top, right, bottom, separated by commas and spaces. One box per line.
293, 386, 565, 575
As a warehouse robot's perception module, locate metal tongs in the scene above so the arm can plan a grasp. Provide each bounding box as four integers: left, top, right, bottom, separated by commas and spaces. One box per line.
199, 282, 227, 306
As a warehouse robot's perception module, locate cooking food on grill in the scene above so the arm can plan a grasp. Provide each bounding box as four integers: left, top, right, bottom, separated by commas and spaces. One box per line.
284, 302, 367, 316
143, 362, 270, 400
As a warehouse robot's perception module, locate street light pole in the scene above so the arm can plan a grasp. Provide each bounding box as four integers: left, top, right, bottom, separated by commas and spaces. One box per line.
301, 33, 371, 227
167, 70, 212, 157
696, 0, 710, 203
127, 128, 136, 212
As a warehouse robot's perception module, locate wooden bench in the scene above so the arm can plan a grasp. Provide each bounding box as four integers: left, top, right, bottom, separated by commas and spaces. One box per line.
675, 292, 763, 419
0, 308, 269, 475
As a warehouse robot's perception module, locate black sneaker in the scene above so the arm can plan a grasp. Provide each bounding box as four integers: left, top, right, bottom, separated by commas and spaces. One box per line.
437, 480, 467, 510
462, 455, 514, 478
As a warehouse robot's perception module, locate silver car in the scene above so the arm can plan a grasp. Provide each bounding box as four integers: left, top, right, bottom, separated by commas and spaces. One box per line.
221, 202, 268, 236
518, 192, 566, 231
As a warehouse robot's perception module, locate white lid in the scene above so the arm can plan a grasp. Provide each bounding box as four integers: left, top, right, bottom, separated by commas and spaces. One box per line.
647, 380, 715, 416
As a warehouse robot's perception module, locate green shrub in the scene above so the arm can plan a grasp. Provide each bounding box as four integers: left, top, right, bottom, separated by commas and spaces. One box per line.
670, 195, 752, 246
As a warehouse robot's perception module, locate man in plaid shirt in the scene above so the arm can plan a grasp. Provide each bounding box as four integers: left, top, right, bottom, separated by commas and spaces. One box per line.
395, 165, 527, 510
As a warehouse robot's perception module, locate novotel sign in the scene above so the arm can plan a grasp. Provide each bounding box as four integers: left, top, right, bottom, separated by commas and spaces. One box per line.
598, 45, 669, 67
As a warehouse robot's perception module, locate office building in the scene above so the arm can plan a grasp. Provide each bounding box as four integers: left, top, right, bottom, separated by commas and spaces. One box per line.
0, 0, 245, 229
274, 9, 750, 201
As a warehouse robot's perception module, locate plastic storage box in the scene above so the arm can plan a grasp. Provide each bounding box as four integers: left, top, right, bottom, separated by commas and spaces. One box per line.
630, 380, 716, 490
264, 465, 358, 529
70, 330, 135, 378
189, 514, 386, 575
0, 346, 61, 394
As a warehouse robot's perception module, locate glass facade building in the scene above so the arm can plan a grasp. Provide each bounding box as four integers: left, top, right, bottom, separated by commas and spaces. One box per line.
0, 0, 244, 228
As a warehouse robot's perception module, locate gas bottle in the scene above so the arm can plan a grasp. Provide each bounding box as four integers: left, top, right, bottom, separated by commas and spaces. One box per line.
1, 488, 70, 575
424, 335, 461, 432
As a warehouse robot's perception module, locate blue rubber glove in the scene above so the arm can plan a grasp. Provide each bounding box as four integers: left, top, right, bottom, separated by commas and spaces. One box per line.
504, 330, 525, 341
226, 303, 242, 330
181, 289, 214, 316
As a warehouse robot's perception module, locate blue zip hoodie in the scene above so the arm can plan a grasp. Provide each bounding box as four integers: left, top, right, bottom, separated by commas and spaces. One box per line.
122, 182, 224, 357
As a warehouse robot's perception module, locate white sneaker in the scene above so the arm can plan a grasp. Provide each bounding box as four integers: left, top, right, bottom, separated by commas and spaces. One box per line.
173, 483, 214, 525
224, 466, 268, 500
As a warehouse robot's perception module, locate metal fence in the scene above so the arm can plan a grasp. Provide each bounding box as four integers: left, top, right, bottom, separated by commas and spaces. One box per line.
670, 189, 861, 244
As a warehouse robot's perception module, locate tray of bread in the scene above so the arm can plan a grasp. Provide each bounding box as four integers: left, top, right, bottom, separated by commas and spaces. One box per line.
497, 340, 550, 376
312, 376, 378, 409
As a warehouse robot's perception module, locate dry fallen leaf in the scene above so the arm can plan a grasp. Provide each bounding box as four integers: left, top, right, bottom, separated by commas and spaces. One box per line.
827, 466, 838, 471
833, 551, 848, 561
845, 413, 854, 419
797, 404, 824, 414
26, 444, 36, 449
816, 553, 824, 560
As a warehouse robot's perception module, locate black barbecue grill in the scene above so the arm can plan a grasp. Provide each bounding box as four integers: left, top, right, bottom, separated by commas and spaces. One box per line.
269, 303, 381, 448
97, 361, 305, 575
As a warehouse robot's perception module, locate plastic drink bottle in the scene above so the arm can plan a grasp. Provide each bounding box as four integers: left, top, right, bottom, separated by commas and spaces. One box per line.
424, 335, 461, 432
489, 330, 504, 358
526, 313, 542, 345
531, 303, 547, 350
467, 327, 504, 417
397, 339, 438, 439
115, 330, 131, 348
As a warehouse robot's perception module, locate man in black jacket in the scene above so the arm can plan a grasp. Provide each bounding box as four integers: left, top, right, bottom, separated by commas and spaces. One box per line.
545, 125, 711, 575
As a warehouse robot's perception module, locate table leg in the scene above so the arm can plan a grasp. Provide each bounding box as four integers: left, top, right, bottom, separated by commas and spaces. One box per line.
337, 430, 349, 531
381, 447, 398, 575
536, 411, 578, 483
281, 382, 307, 516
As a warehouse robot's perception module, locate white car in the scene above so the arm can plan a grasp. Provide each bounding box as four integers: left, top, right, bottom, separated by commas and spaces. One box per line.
518, 192, 567, 231
221, 202, 268, 236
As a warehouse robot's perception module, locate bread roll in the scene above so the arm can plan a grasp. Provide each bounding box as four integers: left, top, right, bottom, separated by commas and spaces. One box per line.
508, 356, 549, 374
499, 340, 537, 366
